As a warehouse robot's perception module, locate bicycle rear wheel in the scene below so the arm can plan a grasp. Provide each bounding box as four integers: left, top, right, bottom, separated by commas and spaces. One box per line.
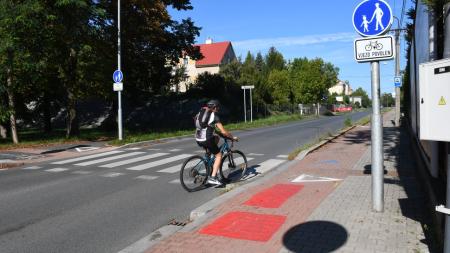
180, 155, 209, 192
220, 150, 247, 183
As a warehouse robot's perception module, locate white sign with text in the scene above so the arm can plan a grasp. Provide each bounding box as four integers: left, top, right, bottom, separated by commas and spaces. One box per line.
354, 35, 394, 62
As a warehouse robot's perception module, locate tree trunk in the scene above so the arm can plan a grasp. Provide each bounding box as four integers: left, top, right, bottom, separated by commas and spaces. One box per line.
65, 89, 79, 138
65, 48, 79, 138
0, 124, 6, 139
6, 50, 18, 144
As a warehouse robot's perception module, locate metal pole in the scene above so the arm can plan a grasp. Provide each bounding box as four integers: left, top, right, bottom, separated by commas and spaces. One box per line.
371, 61, 384, 212
395, 30, 401, 126
243, 89, 247, 122
117, 0, 123, 140
446, 144, 450, 253
250, 88, 253, 122
443, 4, 450, 253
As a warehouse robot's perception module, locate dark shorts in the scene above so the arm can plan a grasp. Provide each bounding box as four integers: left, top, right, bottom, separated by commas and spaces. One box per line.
197, 137, 220, 155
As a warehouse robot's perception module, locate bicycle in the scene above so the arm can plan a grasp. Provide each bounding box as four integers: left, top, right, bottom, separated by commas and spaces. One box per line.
180, 136, 247, 192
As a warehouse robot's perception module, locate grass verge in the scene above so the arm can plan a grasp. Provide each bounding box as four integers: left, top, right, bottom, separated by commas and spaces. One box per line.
0, 113, 313, 149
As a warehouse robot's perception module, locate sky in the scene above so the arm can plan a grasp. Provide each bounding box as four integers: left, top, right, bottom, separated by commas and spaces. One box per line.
169, 0, 415, 96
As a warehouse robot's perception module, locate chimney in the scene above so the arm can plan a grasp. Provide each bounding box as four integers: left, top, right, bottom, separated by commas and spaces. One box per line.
205, 37, 213, 44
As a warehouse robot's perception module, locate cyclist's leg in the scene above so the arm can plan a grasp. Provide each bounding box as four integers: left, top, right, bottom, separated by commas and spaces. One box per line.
209, 137, 221, 177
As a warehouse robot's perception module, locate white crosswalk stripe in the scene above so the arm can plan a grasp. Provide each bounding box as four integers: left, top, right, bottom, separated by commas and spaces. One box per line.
256, 159, 285, 174
223, 157, 254, 168
126, 154, 192, 171
45, 168, 69, 172
169, 149, 181, 152
23, 166, 42, 170
147, 148, 161, 151
135, 175, 159, 180
277, 155, 289, 159
74, 152, 145, 166
100, 153, 169, 168
52, 151, 124, 165
72, 171, 93, 175
169, 179, 180, 184
157, 164, 182, 173
102, 172, 125, 178
124, 148, 142, 151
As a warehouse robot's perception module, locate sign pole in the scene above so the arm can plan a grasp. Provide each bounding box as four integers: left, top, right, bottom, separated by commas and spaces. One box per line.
243, 89, 247, 122
117, 0, 123, 140
394, 30, 401, 126
371, 61, 384, 212
250, 88, 253, 122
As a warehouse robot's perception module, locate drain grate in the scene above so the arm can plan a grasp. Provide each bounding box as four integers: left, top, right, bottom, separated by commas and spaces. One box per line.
168, 219, 189, 227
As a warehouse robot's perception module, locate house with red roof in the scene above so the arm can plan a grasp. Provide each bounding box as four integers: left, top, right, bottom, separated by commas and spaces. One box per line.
173, 38, 237, 92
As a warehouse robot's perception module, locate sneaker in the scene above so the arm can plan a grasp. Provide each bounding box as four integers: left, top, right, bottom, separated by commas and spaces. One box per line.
207, 176, 222, 186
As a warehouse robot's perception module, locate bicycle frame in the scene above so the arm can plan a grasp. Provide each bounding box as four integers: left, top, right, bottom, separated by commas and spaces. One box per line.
203, 137, 233, 168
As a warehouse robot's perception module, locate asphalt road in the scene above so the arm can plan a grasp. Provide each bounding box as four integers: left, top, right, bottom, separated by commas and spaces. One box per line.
0, 111, 370, 253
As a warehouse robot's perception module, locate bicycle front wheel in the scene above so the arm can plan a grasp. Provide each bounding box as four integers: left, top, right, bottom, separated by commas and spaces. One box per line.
220, 150, 247, 183
180, 155, 209, 192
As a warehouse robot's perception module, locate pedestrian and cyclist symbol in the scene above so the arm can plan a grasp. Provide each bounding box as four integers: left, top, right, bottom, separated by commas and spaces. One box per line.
113, 70, 123, 83
353, 0, 393, 37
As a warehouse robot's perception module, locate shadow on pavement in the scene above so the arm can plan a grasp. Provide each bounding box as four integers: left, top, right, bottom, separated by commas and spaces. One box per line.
282, 221, 348, 253
383, 124, 439, 253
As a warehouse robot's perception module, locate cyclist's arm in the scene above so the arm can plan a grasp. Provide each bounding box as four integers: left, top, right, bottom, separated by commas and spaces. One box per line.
215, 123, 236, 140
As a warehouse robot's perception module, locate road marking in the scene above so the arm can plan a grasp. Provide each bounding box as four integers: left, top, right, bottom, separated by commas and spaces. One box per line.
291, 174, 342, 183
223, 157, 254, 167
74, 152, 145, 166
169, 179, 180, 184
52, 151, 124, 165
157, 164, 182, 173
100, 153, 169, 168
126, 154, 192, 171
75, 147, 99, 152
102, 172, 125, 178
23, 166, 42, 170
277, 155, 289, 159
45, 168, 69, 172
124, 148, 142, 151
148, 148, 161, 151
169, 149, 181, 152
257, 159, 285, 174
72, 171, 93, 175
248, 153, 264, 156
135, 175, 159, 180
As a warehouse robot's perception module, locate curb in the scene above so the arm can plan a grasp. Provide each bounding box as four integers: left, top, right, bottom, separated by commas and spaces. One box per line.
0, 162, 24, 169
119, 123, 363, 253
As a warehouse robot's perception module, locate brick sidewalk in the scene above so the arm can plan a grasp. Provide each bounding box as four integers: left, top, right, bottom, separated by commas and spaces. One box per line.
145, 112, 433, 253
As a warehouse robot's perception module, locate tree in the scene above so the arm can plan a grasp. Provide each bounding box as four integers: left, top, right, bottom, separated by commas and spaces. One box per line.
352, 87, 371, 108
265, 47, 285, 72
266, 69, 291, 105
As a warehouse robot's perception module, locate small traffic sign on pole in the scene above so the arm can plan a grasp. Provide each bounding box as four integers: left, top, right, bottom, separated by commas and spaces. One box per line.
354, 35, 395, 62
352, 0, 393, 37
394, 76, 402, 87
113, 70, 123, 83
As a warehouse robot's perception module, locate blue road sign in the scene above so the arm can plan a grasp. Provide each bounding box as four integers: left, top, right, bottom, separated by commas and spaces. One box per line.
113, 70, 123, 83
353, 0, 393, 37
394, 76, 402, 87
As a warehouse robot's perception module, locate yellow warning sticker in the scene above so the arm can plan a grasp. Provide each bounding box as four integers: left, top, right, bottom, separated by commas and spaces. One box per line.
439, 96, 446, 106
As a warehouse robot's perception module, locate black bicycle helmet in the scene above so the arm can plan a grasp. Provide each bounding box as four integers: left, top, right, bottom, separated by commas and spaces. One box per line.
207, 99, 220, 109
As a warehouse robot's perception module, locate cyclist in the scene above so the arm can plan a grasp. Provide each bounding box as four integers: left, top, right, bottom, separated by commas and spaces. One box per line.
195, 100, 238, 185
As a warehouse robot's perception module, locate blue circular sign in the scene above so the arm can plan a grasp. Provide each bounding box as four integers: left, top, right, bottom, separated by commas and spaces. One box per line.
353, 0, 393, 37
113, 70, 123, 83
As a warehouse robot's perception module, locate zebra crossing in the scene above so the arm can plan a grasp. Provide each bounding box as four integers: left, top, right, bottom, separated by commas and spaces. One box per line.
16, 148, 289, 183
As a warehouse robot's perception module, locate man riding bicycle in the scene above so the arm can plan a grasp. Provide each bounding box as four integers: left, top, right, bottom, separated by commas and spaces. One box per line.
195, 100, 238, 185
